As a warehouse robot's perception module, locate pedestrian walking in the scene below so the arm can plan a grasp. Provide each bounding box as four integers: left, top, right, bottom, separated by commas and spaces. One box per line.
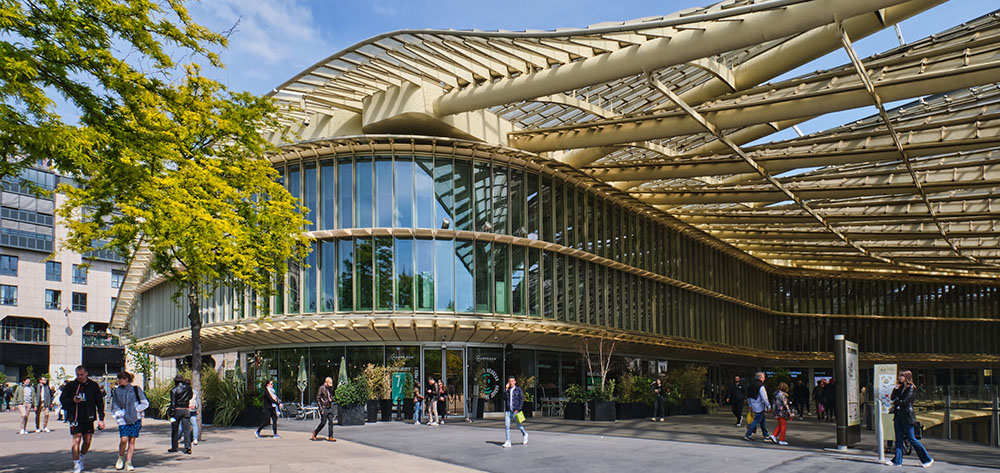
726, 375, 747, 427
772, 382, 793, 446
425, 377, 441, 425
256, 379, 282, 439
651, 378, 665, 421
13, 375, 33, 435
186, 382, 200, 445
743, 372, 774, 443
167, 375, 193, 454
34, 376, 54, 433
61, 365, 106, 473
792, 379, 810, 417
413, 380, 424, 425
814, 379, 827, 420
3, 383, 13, 411
312, 377, 336, 442
111, 371, 148, 471
887, 370, 933, 468
501, 376, 528, 448
825, 378, 837, 422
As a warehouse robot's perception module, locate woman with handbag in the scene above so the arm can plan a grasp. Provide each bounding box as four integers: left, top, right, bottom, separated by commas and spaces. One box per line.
887, 370, 933, 468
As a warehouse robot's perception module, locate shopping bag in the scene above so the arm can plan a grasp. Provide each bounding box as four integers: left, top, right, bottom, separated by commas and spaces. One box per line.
515, 411, 526, 423
747, 410, 754, 425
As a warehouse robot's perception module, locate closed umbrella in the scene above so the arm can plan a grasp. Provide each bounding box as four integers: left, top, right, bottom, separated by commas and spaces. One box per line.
297, 356, 308, 406
337, 356, 348, 387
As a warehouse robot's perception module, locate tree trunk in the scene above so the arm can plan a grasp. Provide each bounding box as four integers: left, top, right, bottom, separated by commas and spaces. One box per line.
187, 282, 203, 442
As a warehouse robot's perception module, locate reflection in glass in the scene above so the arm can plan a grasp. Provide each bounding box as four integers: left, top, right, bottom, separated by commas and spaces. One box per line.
337, 239, 353, 311
541, 177, 552, 242
543, 250, 553, 318
474, 241, 491, 313
321, 161, 336, 230
510, 169, 523, 237
435, 239, 454, 311
415, 239, 434, 311
455, 240, 474, 312
303, 242, 317, 313
528, 247, 540, 317
453, 160, 473, 231
338, 160, 353, 228
415, 158, 435, 228
357, 159, 373, 228
395, 238, 414, 310
494, 243, 509, 314
492, 166, 508, 235
395, 158, 413, 228
474, 163, 491, 232
526, 172, 538, 239
304, 163, 317, 231
375, 237, 393, 310
375, 158, 393, 228
321, 240, 336, 312
433, 158, 453, 229
356, 237, 373, 310
288, 260, 300, 314
512, 245, 525, 315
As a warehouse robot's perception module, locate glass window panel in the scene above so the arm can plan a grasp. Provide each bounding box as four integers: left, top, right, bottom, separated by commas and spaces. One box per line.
543, 251, 554, 318
303, 163, 317, 231
375, 158, 393, 228
321, 240, 336, 312
356, 237, 373, 310
321, 160, 336, 230
395, 238, 414, 310
356, 159, 373, 228
394, 157, 414, 228
528, 247, 540, 317
566, 188, 575, 249
554, 181, 564, 246
337, 239, 353, 311
512, 245, 526, 315
510, 169, 524, 237
415, 158, 435, 228
541, 177, 552, 242
474, 163, 492, 232
526, 173, 539, 240
415, 239, 434, 311
453, 160, 474, 231
455, 240, 474, 312
274, 274, 284, 315
492, 166, 508, 235
288, 164, 301, 201
433, 158, 454, 229
375, 237, 393, 310
475, 241, 491, 313
287, 260, 300, 314
555, 254, 564, 321
338, 160, 353, 228
435, 239, 455, 311
303, 242, 317, 313
494, 243, 509, 314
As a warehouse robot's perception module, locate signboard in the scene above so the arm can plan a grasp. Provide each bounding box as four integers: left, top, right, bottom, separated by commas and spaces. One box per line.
846, 341, 860, 427
391, 372, 408, 404
875, 363, 897, 442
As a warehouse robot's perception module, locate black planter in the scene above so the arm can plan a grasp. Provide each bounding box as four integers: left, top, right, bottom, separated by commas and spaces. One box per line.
564, 402, 586, 420
474, 398, 485, 420
403, 398, 414, 420
366, 400, 380, 423
616, 402, 648, 420
234, 406, 268, 428
201, 404, 216, 425
338, 405, 365, 426
590, 400, 616, 421
379, 399, 392, 422
679, 398, 704, 415
522, 401, 533, 419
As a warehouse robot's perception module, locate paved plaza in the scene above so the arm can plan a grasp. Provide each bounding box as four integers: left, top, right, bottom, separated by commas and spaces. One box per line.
2, 409, 997, 473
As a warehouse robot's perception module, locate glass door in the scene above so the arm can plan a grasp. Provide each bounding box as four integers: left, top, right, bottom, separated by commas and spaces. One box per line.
423, 347, 466, 418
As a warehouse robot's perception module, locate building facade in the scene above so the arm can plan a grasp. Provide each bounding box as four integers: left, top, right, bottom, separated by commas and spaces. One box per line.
0, 167, 126, 382
118, 1, 1000, 411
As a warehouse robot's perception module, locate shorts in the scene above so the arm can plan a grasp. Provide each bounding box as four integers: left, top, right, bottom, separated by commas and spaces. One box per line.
70, 421, 95, 435
119, 420, 142, 438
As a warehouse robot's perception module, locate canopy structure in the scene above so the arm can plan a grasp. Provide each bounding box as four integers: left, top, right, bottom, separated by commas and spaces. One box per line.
267, 0, 1000, 277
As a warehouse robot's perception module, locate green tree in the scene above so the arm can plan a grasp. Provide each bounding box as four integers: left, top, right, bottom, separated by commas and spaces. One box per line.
0, 0, 224, 183
127, 342, 156, 390
58, 67, 311, 441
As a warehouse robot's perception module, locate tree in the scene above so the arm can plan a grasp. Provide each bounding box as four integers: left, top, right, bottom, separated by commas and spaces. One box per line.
1, 0, 224, 184
579, 338, 616, 391
127, 342, 156, 390
58, 67, 311, 441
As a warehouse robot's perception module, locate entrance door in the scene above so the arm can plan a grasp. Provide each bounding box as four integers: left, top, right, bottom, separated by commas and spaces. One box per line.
423, 347, 466, 418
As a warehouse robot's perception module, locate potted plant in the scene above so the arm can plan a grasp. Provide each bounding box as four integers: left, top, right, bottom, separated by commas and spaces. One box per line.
362, 364, 392, 422
589, 380, 616, 422
517, 375, 536, 418
335, 376, 368, 426
401, 373, 415, 421
564, 384, 587, 420
667, 364, 709, 415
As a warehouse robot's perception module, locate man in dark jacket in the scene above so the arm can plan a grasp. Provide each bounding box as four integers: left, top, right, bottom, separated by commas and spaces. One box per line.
792, 379, 810, 416
502, 376, 528, 448
167, 375, 193, 454
34, 376, 53, 432
61, 365, 105, 473
312, 377, 336, 442
726, 376, 747, 427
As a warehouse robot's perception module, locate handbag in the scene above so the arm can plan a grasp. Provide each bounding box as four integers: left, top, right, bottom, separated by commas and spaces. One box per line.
515, 411, 526, 423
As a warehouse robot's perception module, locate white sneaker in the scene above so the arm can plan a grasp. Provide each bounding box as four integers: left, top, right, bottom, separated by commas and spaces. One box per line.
768, 434, 778, 444
922, 459, 934, 468
193, 439, 198, 445
429, 421, 438, 426
116, 455, 125, 470
778, 441, 789, 446
414, 421, 420, 425
125, 461, 135, 472
35, 429, 41, 433
18, 429, 26, 435
522, 433, 529, 445
502, 441, 512, 448
73, 459, 83, 473
43, 427, 51, 432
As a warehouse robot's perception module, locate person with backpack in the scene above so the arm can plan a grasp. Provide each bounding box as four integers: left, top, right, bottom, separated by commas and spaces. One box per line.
743, 372, 775, 443
772, 382, 793, 446
726, 375, 747, 427
256, 379, 282, 439
111, 371, 148, 471
61, 365, 106, 473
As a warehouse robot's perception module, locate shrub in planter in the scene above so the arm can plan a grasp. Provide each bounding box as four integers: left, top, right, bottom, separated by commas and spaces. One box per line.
564, 384, 588, 420
589, 380, 616, 422
378, 399, 392, 422
335, 377, 368, 426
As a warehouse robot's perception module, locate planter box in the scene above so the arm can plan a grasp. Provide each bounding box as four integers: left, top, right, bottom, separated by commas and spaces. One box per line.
201, 404, 216, 425
616, 402, 649, 420
234, 406, 268, 428
679, 398, 704, 415
564, 402, 586, 420
378, 399, 392, 422
338, 405, 365, 426
590, 401, 616, 422
366, 400, 380, 423
522, 401, 533, 419
474, 398, 485, 420
403, 398, 414, 420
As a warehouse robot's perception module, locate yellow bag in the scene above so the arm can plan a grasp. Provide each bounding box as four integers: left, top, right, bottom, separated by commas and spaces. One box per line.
515, 411, 526, 423
747, 410, 754, 425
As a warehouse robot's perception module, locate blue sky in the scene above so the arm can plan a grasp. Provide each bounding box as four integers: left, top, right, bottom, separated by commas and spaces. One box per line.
181, 1, 998, 140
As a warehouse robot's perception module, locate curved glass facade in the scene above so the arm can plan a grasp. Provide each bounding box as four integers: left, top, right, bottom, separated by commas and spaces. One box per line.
130, 146, 1000, 358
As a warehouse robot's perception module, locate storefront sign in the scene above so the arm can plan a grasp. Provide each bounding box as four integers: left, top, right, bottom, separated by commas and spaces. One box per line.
875, 363, 897, 442
846, 341, 860, 427
478, 367, 500, 399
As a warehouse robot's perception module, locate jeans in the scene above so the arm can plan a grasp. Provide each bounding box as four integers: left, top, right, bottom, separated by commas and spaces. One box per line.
893, 417, 932, 466
653, 395, 665, 419
744, 410, 769, 438
170, 410, 192, 450
257, 407, 278, 436
774, 417, 787, 442
313, 406, 335, 437
732, 400, 745, 423
414, 400, 422, 423
504, 410, 526, 443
